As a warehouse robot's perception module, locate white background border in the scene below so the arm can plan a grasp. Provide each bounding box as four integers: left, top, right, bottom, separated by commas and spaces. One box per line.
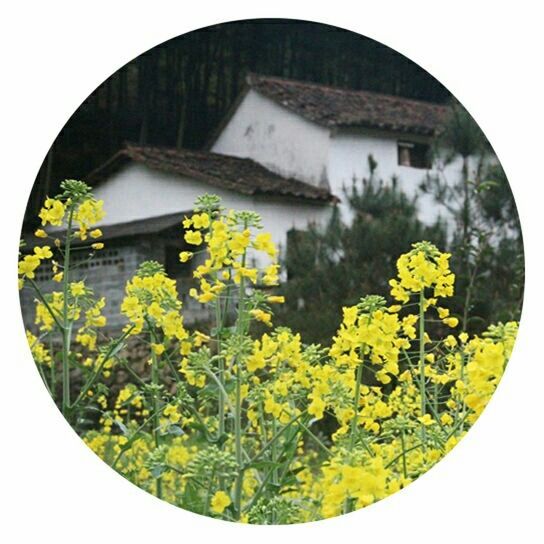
1, 2, 542, 542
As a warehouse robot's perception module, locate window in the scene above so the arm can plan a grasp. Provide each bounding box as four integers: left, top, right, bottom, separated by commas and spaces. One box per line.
397, 141, 431, 169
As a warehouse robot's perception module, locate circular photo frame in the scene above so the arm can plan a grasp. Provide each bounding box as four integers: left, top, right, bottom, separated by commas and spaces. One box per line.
18, 18, 523, 524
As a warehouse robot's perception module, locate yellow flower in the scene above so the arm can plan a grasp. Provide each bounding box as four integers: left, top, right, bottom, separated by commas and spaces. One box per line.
184, 230, 203, 245
75, 199, 105, 228
210, 490, 231, 514
263, 263, 280, 286
228, 229, 251, 255
163, 404, 181, 424
193, 331, 210, 346
425, 353, 435, 363
234, 266, 258, 284
18, 254, 41, 279
151, 343, 165, 356
266, 295, 285, 304
192, 213, 210, 229
179, 251, 193, 263
34, 246, 53, 259
253, 232, 277, 258
91, 243, 104, 250
34, 229, 47, 238
90, 229, 102, 238
308, 395, 326, 420
39, 198, 65, 227
70, 281, 86, 297
26, 331, 52, 367
440, 413, 454, 425
418, 414, 435, 426
390, 242, 455, 301
443, 317, 459, 328
250, 309, 272, 326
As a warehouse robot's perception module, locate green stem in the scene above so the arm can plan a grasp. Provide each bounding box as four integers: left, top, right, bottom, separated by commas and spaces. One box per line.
400, 428, 408, 478
61, 208, 74, 418
349, 358, 364, 450
271, 418, 279, 487
233, 281, 245, 518
233, 244, 249, 519
243, 421, 302, 514
297, 418, 332, 457
203, 463, 217, 517
385, 442, 424, 470
343, 359, 364, 516
150, 334, 163, 499
36, 361, 52, 396
245, 413, 303, 467
71, 326, 134, 408
458, 351, 467, 436
49, 337, 56, 400
419, 289, 427, 449
28, 278, 63, 330
111, 404, 166, 470
202, 366, 234, 415
215, 296, 225, 439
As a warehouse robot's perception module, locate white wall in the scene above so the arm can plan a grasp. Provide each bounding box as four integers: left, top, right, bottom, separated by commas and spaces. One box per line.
211, 89, 331, 188
93, 162, 332, 269
327, 129, 437, 224
327, 128, 484, 227
211, 90, 487, 231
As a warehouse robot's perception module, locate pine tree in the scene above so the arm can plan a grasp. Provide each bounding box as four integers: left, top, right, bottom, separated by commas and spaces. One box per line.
276, 158, 447, 345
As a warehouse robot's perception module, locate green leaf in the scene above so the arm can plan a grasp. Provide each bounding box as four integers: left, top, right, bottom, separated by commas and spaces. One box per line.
115, 420, 129, 435
167, 425, 184, 436
151, 465, 166, 478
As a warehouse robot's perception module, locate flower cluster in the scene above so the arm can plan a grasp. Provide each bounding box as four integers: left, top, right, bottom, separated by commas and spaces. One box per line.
389, 241, 455, 302
180, 196, 280, 306
18, 180, 105, 290
121, 261, 188, 341
22, 192, 517, 524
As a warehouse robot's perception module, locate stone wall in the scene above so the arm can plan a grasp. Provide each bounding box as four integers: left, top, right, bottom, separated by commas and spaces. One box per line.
19, 232, 213, 335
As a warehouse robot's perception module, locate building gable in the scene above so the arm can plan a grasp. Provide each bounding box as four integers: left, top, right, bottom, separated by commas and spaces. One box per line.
210, 88, 332, 188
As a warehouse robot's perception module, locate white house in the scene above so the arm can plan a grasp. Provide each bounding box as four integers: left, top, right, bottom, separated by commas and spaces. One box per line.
23, 73, 476, 329
20, 144, 334, 328
90, 143, 333, 266
209, 73, 476, 225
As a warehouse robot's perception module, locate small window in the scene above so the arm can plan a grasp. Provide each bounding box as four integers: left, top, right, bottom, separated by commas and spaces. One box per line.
397, 141, 431, 169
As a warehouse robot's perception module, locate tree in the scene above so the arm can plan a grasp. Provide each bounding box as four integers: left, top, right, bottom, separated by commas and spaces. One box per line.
420, 102, 524, 330
276, 158, 447, 345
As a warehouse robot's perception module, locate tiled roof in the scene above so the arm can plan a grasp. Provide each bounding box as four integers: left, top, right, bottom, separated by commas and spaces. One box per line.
246, 73, 449, 135
21, 212, 187, 247
92, 212, 186, 241
88, 144, 334, 203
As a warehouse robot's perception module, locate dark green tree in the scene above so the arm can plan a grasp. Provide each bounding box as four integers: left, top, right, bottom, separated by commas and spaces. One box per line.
276, 158, 447, 345
421, 102, 524, 331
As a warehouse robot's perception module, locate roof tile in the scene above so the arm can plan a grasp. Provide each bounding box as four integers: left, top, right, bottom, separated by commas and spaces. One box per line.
88, 144, 334, 203
247, 73, 449, 135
